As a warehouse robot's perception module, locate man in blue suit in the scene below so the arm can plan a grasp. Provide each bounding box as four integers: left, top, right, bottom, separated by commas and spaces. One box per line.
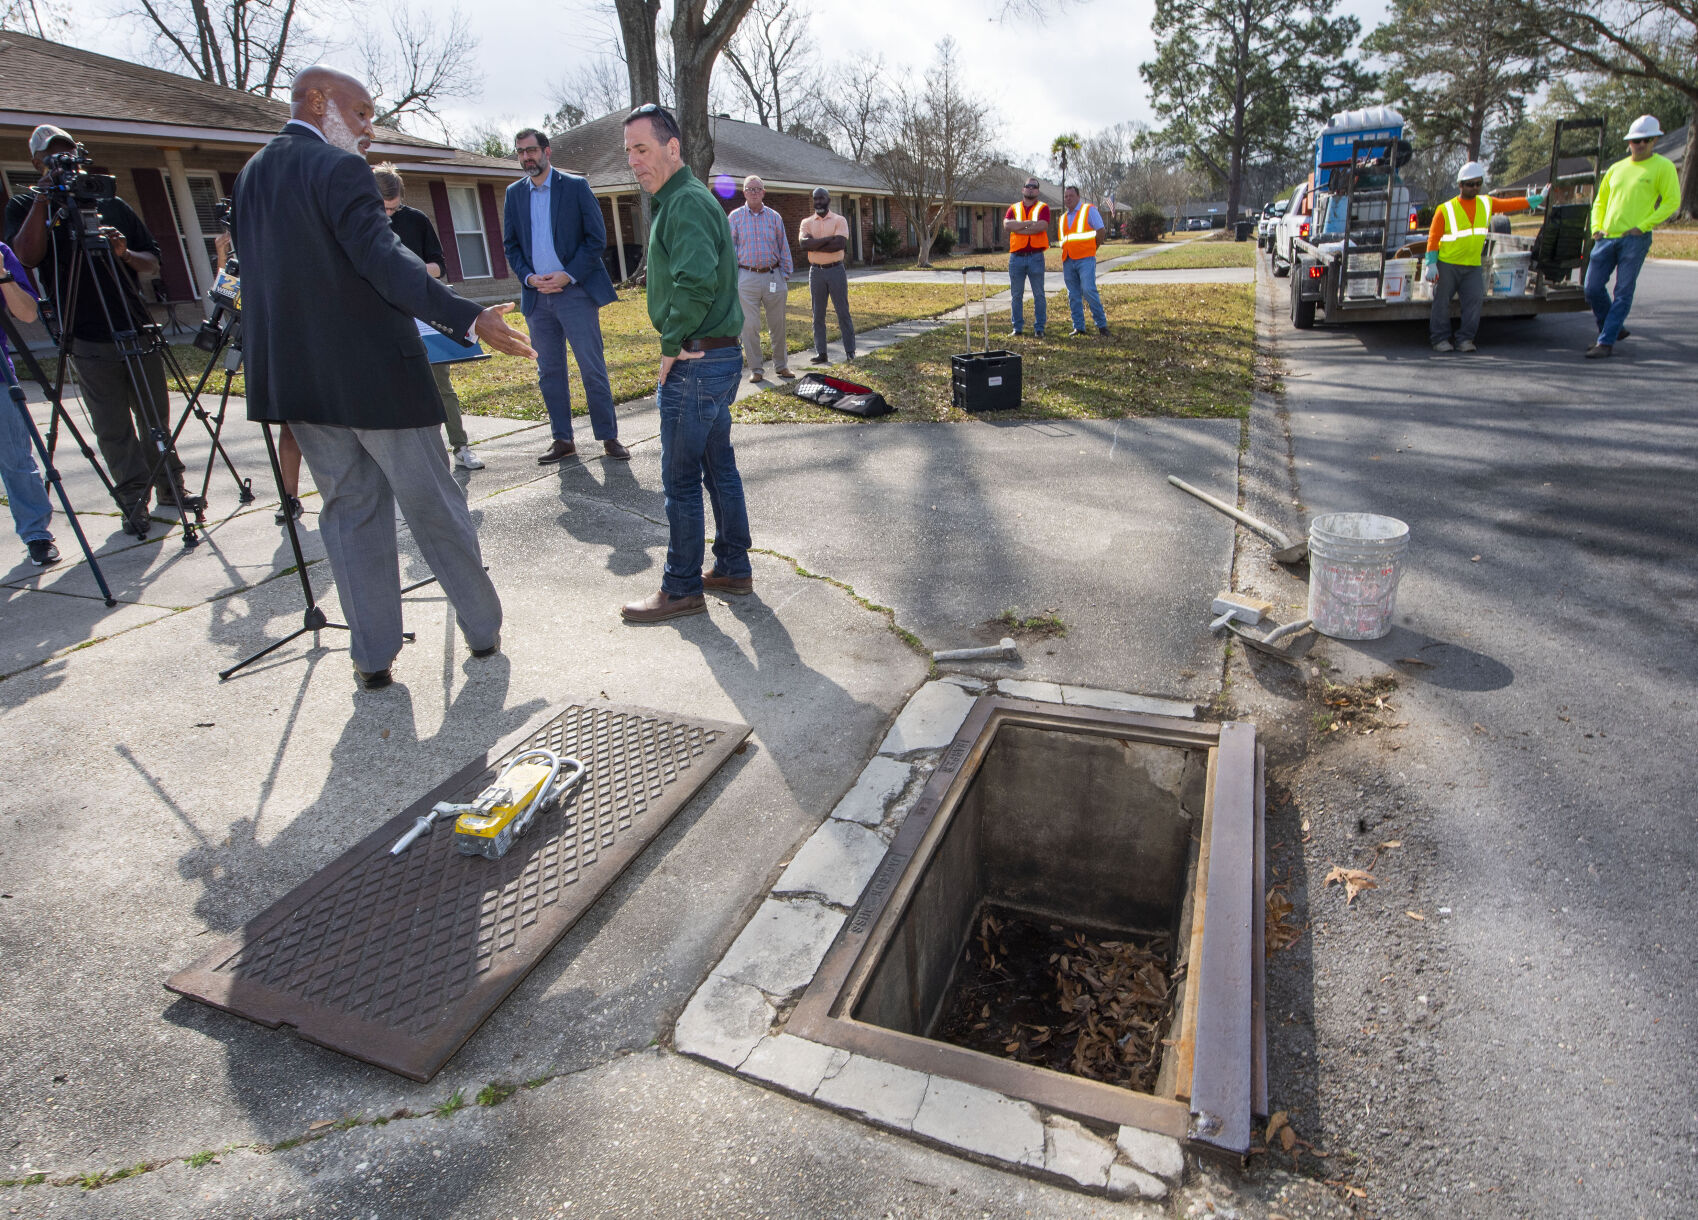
504, 128, 627, 463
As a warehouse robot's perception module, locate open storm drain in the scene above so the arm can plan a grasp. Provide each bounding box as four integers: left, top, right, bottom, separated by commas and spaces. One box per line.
790, 696, 1266, 1157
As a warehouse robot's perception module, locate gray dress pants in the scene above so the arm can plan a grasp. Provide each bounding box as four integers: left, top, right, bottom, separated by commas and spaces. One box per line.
737, 269, 789, 374
290, 421, 501, 674
809, 262, 855, 358
1430, 261, 1484, 346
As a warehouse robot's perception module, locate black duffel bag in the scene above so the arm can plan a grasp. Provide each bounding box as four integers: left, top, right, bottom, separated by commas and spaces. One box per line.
793, 372, 893, 418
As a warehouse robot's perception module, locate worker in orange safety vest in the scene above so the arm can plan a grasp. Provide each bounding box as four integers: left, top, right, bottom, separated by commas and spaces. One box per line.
1060, 186, 1108, 336
1004, 176, 1051, 337
1426, 160, 1543, 353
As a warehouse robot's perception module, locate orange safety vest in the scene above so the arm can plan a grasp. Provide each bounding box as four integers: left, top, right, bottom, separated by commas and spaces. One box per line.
1060, 204, 1098, 260
1006, 201, 1049, 252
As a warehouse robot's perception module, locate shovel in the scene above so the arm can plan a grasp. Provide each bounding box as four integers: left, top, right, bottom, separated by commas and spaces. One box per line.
1167, 476, 1308, 563
1225, 617, 1315, 663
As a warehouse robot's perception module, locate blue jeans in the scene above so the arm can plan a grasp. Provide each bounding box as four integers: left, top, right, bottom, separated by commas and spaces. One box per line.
657, 345, 750, 598
0, 366, 53, 544
1063, 256, 1107, 331
527, 286, 617, 442
1007, 251, 1046, 334
1584, 233, 1652, 345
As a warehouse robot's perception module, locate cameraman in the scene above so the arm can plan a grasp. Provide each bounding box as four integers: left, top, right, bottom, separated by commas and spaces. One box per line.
3, 124, 193, 537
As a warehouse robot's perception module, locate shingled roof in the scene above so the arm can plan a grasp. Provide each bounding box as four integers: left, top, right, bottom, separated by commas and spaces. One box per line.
0, 31, 514, 171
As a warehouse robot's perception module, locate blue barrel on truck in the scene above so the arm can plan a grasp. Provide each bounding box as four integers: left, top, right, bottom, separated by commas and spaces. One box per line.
1313, 105, 1405, 190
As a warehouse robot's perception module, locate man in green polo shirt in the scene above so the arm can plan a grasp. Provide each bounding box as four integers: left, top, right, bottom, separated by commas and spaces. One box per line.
619, 103, 752, 623
1584, 114, 1683, 360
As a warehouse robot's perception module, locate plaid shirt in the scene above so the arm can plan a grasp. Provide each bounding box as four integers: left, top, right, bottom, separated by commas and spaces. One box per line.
726, 204, 793, 276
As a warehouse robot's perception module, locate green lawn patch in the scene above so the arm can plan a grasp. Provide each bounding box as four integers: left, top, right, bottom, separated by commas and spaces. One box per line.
453, 283, 993, 422
735, 283, 1253, 425
1130, 242, 1258, 271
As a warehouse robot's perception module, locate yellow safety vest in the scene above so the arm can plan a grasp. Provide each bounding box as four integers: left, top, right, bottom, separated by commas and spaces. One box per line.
1438, 195, 1493, 266
1060, 205, 1097, 260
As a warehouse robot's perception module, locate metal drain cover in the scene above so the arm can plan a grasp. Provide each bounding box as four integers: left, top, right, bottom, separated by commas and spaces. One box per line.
167, 701, 749, 1080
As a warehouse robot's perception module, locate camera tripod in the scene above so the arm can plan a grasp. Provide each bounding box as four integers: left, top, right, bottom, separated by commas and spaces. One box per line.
0, 330, 115, 605
32, 188, 251, 550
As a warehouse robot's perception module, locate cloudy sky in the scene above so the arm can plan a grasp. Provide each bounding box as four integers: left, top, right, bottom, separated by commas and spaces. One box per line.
83, 0, 1394, 163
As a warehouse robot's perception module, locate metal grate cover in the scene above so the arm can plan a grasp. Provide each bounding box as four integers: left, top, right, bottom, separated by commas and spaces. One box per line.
168, 702, 749, 1080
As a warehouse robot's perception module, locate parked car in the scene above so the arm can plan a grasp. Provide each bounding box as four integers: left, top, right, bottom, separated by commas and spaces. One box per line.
1270, 182, 1315, 277
1257, 199, 1289, 249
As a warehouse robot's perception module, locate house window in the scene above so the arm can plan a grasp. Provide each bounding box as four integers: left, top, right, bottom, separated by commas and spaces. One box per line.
447, 186, 491, 278
163, 171, 223, 294
956, 205, 970, 246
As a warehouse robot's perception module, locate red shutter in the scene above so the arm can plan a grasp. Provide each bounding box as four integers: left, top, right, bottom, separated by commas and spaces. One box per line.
428, 180, 463, 282
128, 167, 195, 301
477, 182, 507, 278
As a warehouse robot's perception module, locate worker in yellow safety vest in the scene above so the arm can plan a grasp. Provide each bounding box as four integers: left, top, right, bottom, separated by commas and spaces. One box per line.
1004, 176, 1051, 337
1583, 114, 1683, 359
1425, 161, 1542, 353
1060, 186, 1108, 336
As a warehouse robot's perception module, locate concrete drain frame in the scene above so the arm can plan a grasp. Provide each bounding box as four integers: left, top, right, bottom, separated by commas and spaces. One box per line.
677, 680, 1267, 1199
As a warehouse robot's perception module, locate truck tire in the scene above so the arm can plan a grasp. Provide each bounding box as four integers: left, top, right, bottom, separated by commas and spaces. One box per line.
1290, 272, 1316, 329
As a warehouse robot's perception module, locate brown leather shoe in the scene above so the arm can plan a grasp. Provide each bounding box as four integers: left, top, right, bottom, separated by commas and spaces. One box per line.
621, 589, 707, 623
775, 368, 796, 379
537, 439, 577, 464
602, 438, 631, 460
748, 370, 766, 383
701, 570, 753, 596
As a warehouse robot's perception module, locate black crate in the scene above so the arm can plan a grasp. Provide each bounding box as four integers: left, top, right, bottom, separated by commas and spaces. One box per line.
951, 350, 1022, 412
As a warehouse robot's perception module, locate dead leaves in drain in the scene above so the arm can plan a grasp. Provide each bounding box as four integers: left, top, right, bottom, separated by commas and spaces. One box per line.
1315, 674, 1405, 736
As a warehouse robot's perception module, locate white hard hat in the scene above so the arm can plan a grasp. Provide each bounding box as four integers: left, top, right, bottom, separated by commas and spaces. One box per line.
1626, 115, 1663, 141
1457, 161, 1487, 183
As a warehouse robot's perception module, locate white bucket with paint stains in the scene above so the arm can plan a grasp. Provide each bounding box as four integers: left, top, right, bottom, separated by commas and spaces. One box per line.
1307, 513, 1410, 640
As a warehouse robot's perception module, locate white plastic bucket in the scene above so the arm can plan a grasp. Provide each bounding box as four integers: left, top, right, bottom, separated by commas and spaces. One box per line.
1307, 513, 1410, 640
1490, 250, 1531, 296
1382, 258, 1415, 302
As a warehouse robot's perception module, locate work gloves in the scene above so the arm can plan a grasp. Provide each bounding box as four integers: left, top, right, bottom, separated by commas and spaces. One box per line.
1527, 191, 1546, 209
1424, 251, 1438, 282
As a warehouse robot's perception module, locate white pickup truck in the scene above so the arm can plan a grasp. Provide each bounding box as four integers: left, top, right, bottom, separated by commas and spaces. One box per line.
1269, 182, 1314, 277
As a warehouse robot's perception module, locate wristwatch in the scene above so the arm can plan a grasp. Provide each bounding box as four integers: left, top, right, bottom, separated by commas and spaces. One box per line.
0, 272, 13, 285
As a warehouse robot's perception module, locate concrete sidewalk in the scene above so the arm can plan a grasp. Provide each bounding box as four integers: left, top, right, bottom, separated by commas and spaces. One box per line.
0, 357, 1248, 1216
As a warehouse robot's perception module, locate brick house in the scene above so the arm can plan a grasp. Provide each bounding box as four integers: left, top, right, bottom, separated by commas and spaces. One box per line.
0, 31, 523, 311
547, 113, 1063, 273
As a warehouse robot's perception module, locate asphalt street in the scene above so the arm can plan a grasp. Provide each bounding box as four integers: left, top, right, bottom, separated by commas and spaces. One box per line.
1250, 255, 1698, 1217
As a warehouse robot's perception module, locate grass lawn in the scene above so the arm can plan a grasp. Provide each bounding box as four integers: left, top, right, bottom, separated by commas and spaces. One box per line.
734, 283, 1254, 425
443, 282, 990, 421
1131, 241, 1258, 271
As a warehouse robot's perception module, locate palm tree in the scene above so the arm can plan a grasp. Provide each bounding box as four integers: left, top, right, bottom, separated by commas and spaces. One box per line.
1050, 133, 1082, 197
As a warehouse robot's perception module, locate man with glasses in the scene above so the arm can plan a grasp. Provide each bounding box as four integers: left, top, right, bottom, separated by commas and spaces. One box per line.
727, 175, 793, 383
619, 104, 752, 624
1583, 115, 1682, 360
502, 128, 628, 462
1004, 177, 1050, 337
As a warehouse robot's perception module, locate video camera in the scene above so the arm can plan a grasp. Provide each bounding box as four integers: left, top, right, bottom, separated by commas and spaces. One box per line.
193, 197, 242, 354
39, 143, 118, 207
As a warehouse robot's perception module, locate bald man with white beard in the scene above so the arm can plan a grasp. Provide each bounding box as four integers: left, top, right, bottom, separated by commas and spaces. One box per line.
231, 66, 535, 690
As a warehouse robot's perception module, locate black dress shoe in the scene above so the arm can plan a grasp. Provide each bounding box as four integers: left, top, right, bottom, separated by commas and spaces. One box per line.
537, 439, 577, 464
355, 666, 393, 691
808, 353, 829, 364
603, 438, 631, 460
120, 502, 151, 538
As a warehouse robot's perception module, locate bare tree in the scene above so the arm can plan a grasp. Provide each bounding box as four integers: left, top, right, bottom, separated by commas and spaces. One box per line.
874, 38, 998, 266
1075, 122, 1137, 206
613, 0, 758, 183
546, 56, 630, 129
360, 5, 480, 136
1, 0, 69, 38
722, 0, 811, 129
818, 56, 893, 160
455, 115, 520, 157
129, 0, 316, 97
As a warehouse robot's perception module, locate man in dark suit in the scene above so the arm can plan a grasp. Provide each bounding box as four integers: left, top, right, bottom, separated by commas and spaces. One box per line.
232, 65, 535, 691
503, 128, 627, 465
